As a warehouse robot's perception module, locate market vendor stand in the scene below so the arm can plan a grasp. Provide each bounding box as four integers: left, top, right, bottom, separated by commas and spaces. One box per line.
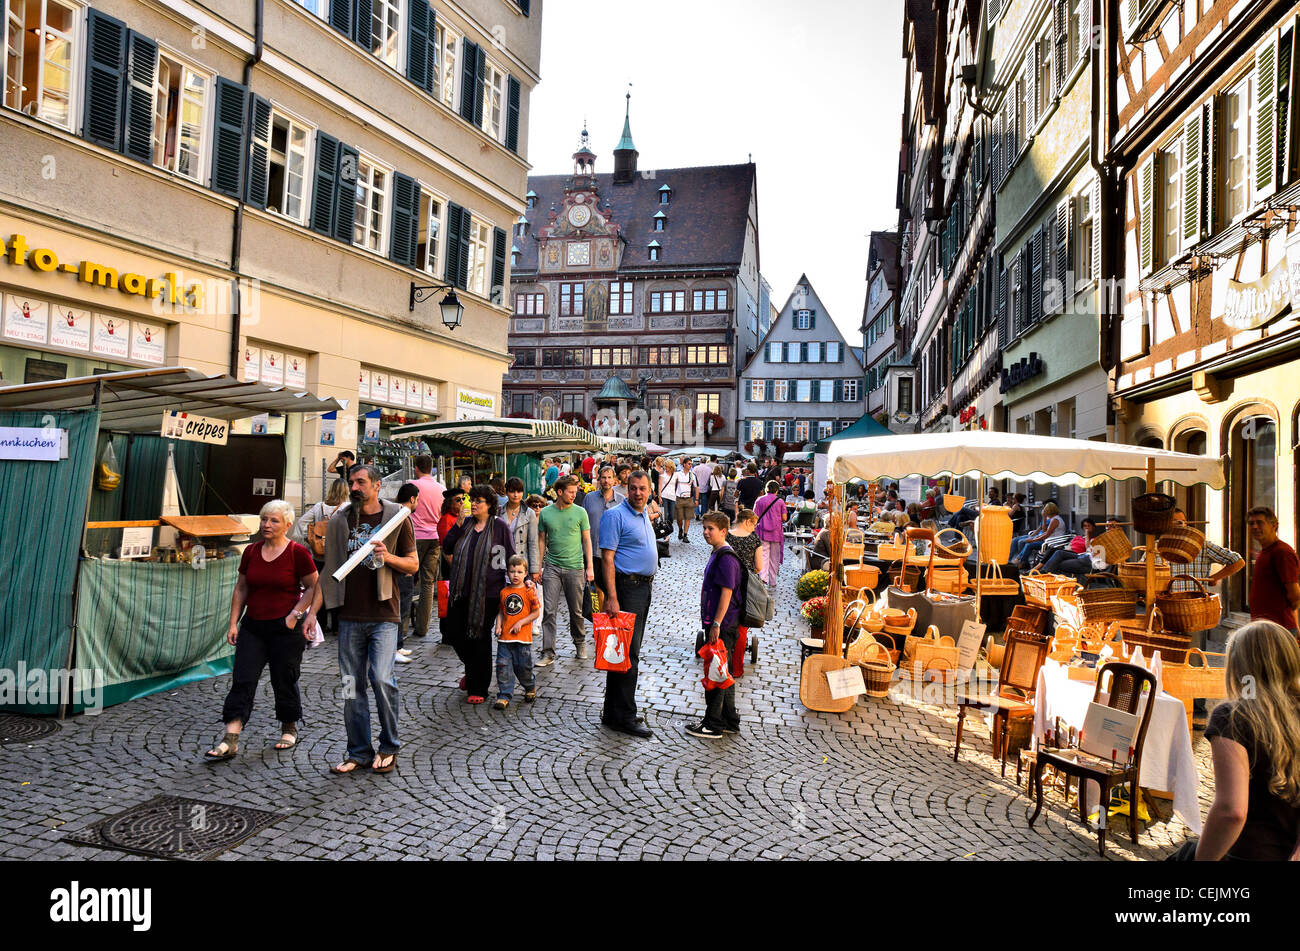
0, 367, 342, 716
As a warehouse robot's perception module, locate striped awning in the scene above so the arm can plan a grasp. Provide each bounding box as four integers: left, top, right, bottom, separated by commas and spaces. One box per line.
391, 416, 603, 453
0, 366, 344, 432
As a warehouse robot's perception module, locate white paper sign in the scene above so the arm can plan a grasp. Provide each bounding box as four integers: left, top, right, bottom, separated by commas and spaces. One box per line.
371, 372, 389, 402
250, 413, 269, 435
119, 526, 153, 559
390, 375, 406, 406
407, 378, 420, 405
285, 353, 307, 389
358, 369, 370, 399
161, 410, 229, 445
422, 381, 438, 411
261, 349, 284, 385
3, 295, 49, 344
243, 346, 261, 382
825, 665, 866, 700
899, 475, 922, 504
131, 323, 165, 363
92, 315, 130, 359
0, 427, 63, 461
957, 620, 987, 671
49, 305, 91, 351
1080, 701, 1140, 761
319, 412, 337, 447
331, 506, 411, 582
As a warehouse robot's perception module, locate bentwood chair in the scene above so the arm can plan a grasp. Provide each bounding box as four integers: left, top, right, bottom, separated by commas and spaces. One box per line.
1027, 662, 1158, 856
954, 630, 1050, 776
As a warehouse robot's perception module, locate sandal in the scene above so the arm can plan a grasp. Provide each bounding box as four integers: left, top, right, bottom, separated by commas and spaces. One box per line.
372, 752, 397, 774
274, 723, 298, 750
204, 732, 240, 761
467, 695, 486, 704
329, 757, 369, 775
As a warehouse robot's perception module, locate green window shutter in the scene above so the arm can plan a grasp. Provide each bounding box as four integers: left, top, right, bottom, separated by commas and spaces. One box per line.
506, 76, 521, 153
83, 9, 127, 152
833, 379, 842, 403
1139, 155, 1155, 277
997, 265, 1008, 346
991, 111, 1002, 188
332, 143, 360, 245
406, 1, 432, 92
457, 205, 473, 288
329, 0, 352, 37
492, 226, 508, 305
121, 32, 157, 163
460, 40, 479, 123
1256, 34, 1279, 201
310, 131, 340, 236
765, 380, 773, 400
1182, 111, 1202, 244
810, 309, 816, 329
473, 45, 487, 127
353, 0, 373, 51
210, 78, 249, 199
389, 172, 420, 268
1056, 197, 1072, 305
245, 94, 272, 209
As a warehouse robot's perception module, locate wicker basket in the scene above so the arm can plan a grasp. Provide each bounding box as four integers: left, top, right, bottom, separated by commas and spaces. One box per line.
843, 528, 865, 563
1093, 526, 1133, 564
1119, 606, 1192, 664
799, 653, 857, 713
1132, 492, 1177, 535
1117, 547, 1172, 593
882, 606, 918, 640
1021, 569, 1080, 608
977, 505, 1014, 564
942, 493, 966, 514
1156, 573, 1222, 633
1076, 586, 1139, 622
928, 564, 969, 594
1156, 525, 1205, 565
877, 538, 906, 560
934, 527, 973, 559
976, 560, 1021, 596
858, 642, 896, 698
869, 630, 899, 664
845, 564, 880, 590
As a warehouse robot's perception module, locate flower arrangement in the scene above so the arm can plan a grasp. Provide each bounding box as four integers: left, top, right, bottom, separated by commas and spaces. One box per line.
796, 569, 830, 601
799, 596, 829, 627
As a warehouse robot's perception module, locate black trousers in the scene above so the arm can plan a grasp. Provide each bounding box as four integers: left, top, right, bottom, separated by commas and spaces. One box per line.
446, 595, 495, 697
221, 616, 306, 726
702, 626, 741, 732
604, 574, 653, 726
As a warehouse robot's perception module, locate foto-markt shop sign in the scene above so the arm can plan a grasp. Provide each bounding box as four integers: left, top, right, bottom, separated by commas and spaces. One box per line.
456, 387, 495, 420
161, 410, 229, 445
0, 426, 64, 461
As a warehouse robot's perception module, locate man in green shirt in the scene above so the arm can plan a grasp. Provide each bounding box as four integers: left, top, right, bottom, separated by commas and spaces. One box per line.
537, 475, 594, 665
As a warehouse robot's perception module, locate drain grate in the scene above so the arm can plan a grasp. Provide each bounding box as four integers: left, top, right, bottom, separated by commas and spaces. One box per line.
0, 714, 61, 746
63, 795, 283, 861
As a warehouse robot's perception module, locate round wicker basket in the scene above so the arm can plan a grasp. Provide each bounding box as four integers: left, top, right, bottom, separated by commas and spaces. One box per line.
1156, 525, 1205, 565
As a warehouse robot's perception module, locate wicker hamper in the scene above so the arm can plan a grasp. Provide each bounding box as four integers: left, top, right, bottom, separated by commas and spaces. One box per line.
1076, 586, 1140, 622
1119, 606, 1192, 664
1021, 569, 1080, 607
1156, 525, 1205, 565
1117, 547, 1172, 593
858, 642, 896, 698
1156, 573, 1221, 633
1132, 492, 1177, 535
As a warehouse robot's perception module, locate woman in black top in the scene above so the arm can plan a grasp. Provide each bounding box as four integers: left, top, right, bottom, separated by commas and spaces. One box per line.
1198, 620, 1300, 860
725, 508, 765, 576
441, 485, 515, 704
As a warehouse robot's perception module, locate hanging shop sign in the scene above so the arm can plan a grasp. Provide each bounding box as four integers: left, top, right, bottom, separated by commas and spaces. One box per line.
92, 314, 130, 359
161, 410, 229, 445
1220, 258, 1294, 330
3, 233, 204, 308
0, 426, 63, 461
1000, 352, 1044, 393
320, 411, 337, 447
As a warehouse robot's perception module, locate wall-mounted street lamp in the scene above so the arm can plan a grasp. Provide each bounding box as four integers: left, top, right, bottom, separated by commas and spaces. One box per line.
409, 280, 465, 331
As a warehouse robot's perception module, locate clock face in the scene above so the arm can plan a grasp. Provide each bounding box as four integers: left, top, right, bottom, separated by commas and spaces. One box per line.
567, 204, 592, 228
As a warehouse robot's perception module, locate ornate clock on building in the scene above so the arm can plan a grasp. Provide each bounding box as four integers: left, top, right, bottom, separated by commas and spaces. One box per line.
567, 204, 592, 228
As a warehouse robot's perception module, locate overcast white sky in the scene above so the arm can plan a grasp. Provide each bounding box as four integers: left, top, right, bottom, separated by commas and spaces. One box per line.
526, 0, 905, 346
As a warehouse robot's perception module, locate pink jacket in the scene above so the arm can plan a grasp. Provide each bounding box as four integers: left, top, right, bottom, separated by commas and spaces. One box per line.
755, 493, 786, 543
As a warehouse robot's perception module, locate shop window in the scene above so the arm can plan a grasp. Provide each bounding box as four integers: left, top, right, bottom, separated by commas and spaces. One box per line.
1173, 428, 1208, 526
4, 0, 79, 131
352, 154, 390, 254
1229, 415, 1277, 612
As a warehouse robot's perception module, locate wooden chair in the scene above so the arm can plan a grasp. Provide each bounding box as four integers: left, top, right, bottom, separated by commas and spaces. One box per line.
1027, 662, 1159, 856
1007, 604, 1048, 635
954, 630, 1050, 776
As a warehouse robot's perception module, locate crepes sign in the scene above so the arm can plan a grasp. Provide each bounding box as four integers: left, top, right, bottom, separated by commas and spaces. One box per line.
161, 410, 229, 445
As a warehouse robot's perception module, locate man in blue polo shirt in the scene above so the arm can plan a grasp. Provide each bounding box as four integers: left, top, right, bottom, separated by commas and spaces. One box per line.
599, 470, 658, 738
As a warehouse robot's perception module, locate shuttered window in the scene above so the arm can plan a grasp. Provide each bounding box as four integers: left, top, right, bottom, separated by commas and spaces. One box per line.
121, 32, 157, 163
1224, 75, 1252, 222
491, 225, 508, 305
82, 9, 126, 150
1255, 35, 1278, 200
11, 0, 79, 131
1056, 197, 1073, 307
1182, 111, 1202, 245
506, 75, 521, 153
406, 1, 435, 94
444, 201, 472, 289
244, 94, 272, 209
459, 38, 484, 126
388, 171, 420, 268
210, 77, 249, 199
1138, 154, 1155, 276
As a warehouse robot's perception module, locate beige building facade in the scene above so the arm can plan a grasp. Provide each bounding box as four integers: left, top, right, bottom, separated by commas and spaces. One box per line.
1, 0, 541, 501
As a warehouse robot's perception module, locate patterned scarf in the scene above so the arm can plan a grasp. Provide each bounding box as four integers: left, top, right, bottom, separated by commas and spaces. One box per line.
450, 519, 495, 636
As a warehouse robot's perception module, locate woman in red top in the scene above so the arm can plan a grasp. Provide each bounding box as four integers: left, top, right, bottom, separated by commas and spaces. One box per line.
205, 500, 318, 761
438, 491, 465, 554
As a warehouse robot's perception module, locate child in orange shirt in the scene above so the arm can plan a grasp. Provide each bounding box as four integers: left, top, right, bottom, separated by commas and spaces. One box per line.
495, 555, 541, 709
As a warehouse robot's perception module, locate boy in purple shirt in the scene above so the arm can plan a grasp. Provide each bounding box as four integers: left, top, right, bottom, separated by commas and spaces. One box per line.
686, 512, 743, 739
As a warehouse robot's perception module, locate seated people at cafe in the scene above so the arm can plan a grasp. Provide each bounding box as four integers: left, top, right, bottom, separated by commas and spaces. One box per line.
810, 526, 833, 570
947, 487, 1002, 529
1039, 518, 1100, 579
919, 488, 938, 521
1009, 501, 1068, 567
1008, 493, 1027, 534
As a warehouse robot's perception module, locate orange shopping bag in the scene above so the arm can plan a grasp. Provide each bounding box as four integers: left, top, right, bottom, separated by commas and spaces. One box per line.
698, 639, 734, 690
593, 611, 636, 672
437, 580, 450, 619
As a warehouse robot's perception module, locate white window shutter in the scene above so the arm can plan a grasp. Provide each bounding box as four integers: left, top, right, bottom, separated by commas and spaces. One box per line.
1139, 156, 1155, 277
1092, 178, 1103, 283
1255, 33, 1279, 201
1026, 56, 1038, 132
1183, 111, 1202, 244
1078, 0, 1092, 70
1056, 197, 1072, 304
1277, 24, 1294, 188
1203, 98, 1219, 239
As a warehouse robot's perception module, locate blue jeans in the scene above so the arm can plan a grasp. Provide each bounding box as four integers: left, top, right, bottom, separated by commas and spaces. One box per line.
1010, 536, 1043, 564
495, 640, 535, 699
337, 620, 400, 761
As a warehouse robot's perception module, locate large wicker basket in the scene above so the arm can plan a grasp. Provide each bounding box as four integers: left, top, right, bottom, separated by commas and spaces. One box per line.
1132, 492, 1177, 535
1021, 569, 1080, 607
976, 560, 1021, 596
1119, 607, 1192, 664
1156, 573, 1221, 633
1116, 547, 1172, 593
1156, 525, 1205, 565
1093, 526, 1133, 564
977, 505, 1014, 564
858, 642, 896, 698
1076, 586, 1139, 622
942, 493, 966, 514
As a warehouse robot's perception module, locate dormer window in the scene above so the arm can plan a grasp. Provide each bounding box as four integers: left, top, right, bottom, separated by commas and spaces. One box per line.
525, 190, 537, 209
648, 240, 661, 262
653, 211, 666, 231
511, 244, 520, 266
515, 215, 528, 237
796, 309, 812, 330
659, 184, 672, 204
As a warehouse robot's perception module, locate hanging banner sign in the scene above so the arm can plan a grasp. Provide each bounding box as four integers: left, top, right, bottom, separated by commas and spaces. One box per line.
1221, 258, 1294, 330
161, 410, 229, 445
363, 410, 381, 443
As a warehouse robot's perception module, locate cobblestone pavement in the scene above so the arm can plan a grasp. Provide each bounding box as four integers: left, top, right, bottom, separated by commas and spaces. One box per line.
0, 524, 1212, 861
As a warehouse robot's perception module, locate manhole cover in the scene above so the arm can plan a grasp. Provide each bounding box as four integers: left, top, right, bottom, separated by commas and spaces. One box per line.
64, 795, 283, 861
0, 714, 61, 745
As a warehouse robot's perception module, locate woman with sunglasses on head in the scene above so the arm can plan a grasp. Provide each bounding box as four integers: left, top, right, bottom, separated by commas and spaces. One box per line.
440, 485, 515, 703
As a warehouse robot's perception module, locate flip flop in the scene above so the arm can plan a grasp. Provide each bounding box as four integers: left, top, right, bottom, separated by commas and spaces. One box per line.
372, 753, 397, 774
467, 695, 486, 704
329, 758, 369, 775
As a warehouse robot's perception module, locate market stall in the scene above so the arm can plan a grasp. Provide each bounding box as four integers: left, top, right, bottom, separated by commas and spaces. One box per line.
0, 367, 342, 715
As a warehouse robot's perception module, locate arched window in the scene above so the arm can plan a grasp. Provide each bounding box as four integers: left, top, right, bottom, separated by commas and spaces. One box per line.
1228, 412, 1277, 612
1172, 428, 1208, 526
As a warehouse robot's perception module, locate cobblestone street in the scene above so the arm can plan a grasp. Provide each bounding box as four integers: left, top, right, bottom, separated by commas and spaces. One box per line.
1, 528, 1212, 861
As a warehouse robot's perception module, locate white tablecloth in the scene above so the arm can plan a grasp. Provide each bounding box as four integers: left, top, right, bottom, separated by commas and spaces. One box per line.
1032, 661, 1201, 835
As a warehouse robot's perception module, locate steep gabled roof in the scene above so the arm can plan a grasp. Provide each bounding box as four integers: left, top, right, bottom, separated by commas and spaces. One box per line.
742, 275, 867, 376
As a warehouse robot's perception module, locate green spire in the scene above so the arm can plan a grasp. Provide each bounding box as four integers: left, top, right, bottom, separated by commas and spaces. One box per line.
616, 88, 636, 152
